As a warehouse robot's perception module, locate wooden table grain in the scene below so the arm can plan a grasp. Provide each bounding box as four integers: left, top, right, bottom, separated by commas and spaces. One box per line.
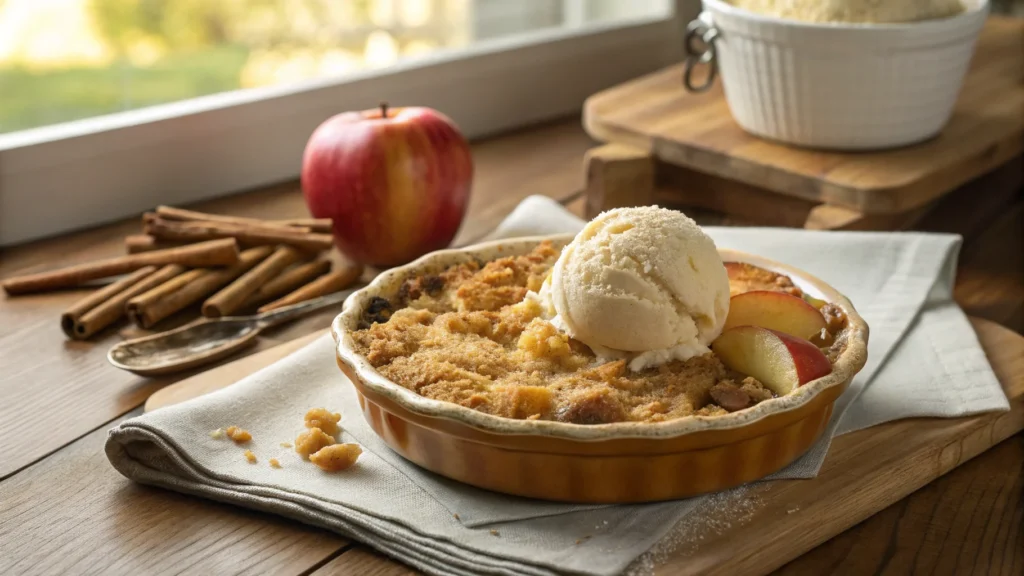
0, 118, 1020, 576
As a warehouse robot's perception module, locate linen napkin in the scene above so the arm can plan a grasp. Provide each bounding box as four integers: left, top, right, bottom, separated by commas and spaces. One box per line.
107, 195, 1009, 576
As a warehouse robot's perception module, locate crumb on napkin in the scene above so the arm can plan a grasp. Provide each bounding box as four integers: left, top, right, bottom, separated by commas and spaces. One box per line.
309, 443, 362, 472
295, 427, 335, 459
304, 407, 342, 437
226, 426, 252, 443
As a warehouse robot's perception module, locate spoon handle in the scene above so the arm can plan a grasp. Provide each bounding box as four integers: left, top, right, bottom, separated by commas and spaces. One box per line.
254, 287, 359, 330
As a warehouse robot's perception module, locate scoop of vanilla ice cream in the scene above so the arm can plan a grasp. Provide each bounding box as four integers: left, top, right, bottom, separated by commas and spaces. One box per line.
547, 207, 730, 367
727, 0, 964, 23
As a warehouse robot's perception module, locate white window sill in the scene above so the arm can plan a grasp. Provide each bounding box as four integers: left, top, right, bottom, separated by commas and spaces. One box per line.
0, 16, 684, 246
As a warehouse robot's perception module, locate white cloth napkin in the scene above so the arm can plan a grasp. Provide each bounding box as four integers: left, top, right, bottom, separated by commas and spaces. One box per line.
107, 195, 1009, 576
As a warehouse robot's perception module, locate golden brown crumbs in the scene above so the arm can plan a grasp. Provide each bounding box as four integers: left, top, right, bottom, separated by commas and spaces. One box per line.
244, 450, 257, 464
695, 405, 729, 416
280, 442, 292, 448
821, 302, 848, 333
489, 530, 500, 537
453, 513, 460, 520
209, 428, 225, 439
739, 377, 774, 403
725, 262, 803, 297
309, 443, 362, 472
225, 426, 252, 443
269, 458, 281, 469
295, 427, 335, 459
352, 246, 841, 424
304, 407, 342, 437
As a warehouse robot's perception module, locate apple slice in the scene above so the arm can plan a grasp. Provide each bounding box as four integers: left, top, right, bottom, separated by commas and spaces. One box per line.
802, 294, 827, 310
724, 290, 827, 339
711, 326, 832, 395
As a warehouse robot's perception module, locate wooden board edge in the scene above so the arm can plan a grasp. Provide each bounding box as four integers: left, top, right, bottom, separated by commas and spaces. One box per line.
657, 317, 1024, 575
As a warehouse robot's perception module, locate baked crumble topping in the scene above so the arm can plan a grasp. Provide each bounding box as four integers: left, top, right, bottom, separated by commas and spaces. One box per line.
725, 262, 803, 298
351, 242, 846, 424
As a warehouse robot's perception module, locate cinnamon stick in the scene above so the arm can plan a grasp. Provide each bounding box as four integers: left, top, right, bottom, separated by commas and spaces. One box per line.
2, 238, 239, 296
144, 212, 311, 235
144, 215, 333, 253
273, 218, 333, 233
126, 246, 273, 328
61, 265, 184, 340
124, 234, 188, 254
240, 260, 332, 309
202, 246, 307, 317
258, 261, 364, 313
156, 206, 329, 233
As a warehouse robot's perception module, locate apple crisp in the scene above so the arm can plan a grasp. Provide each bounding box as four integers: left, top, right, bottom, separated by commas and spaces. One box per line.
352, 242, 843, 424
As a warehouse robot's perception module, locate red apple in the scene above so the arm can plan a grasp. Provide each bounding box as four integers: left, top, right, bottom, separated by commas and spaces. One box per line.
723, 290, 827, 339
302, 104, 473, 267
712, 326, 832, 395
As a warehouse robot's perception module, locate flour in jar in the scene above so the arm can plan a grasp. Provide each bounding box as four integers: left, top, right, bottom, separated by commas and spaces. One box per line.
727, 0, 965, 23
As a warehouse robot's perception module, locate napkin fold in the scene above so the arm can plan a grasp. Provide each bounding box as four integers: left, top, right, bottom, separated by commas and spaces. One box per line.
107, 195, 1009, 576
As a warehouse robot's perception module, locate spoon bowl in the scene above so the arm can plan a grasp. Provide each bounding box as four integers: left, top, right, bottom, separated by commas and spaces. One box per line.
109, 320, 262, 376
108, 287, 359, 376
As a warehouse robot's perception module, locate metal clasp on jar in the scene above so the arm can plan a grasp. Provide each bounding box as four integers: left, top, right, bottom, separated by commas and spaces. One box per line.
683, 15, 719, 93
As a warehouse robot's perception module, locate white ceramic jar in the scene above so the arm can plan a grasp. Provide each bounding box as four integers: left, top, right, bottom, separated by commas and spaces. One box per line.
685, 0, 990, 150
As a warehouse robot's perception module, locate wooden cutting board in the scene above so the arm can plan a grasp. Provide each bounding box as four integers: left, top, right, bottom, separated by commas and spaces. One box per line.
582, 17, 1024, 216
144, 318, 1024, 575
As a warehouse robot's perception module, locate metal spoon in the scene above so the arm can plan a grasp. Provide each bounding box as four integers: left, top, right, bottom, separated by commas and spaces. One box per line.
107, 287, 360, 376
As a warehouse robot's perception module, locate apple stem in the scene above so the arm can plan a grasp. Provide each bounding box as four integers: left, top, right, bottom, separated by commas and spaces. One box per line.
380, 102, 389, 119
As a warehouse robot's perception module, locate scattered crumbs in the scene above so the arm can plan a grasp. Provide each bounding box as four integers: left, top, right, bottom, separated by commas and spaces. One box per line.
489, 530, 500, 537
244, 450, 257, 464
280, 442, 293, 448
304, 407, 342, 437
453, 513, 460, 520
574, 535, 592, 545
295, 427, 336, 459
226, 426, 252, 443
787, 507, 799, 514
269, 458, 281, 469
209, 428, 225, 439
309, 443, 362, 472
625, 487, 762, 576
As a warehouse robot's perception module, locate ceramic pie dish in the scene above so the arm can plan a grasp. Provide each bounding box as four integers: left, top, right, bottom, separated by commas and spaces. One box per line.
331, 234, 869, 503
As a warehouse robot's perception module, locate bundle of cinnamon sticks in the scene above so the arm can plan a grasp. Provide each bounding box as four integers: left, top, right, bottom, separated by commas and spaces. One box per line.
1, 206, 364, 340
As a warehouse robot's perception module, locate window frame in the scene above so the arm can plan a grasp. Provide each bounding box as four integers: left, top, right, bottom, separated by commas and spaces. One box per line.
0, 6, 692, 246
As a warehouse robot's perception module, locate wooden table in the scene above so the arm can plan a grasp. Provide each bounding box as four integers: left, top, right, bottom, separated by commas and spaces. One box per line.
0, 119, 1020, 575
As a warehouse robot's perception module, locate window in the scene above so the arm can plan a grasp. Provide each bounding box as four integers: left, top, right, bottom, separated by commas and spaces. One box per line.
0, 0, 688, 245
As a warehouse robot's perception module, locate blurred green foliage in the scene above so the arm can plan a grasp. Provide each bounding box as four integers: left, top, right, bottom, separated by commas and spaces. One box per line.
0, 46, 248, 133
0, 0, 347, 134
